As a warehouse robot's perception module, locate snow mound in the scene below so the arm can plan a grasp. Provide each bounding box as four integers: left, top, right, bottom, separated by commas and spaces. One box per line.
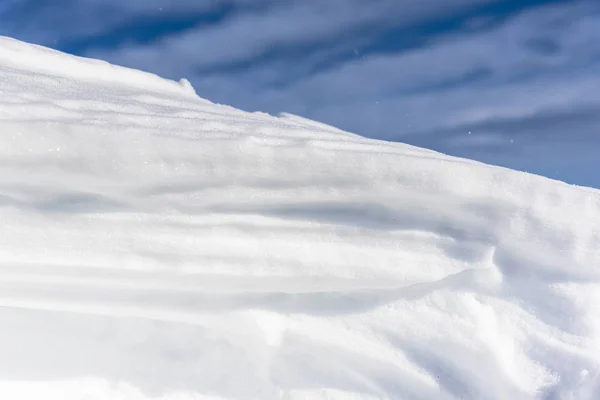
1, 37, 599, 400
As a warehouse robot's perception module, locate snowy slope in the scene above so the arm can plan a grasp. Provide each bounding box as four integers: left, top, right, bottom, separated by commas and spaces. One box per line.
1, 36, 599, 400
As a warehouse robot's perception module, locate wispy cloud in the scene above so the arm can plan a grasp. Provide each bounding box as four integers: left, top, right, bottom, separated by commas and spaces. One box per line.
0, 0, 265, 44
85, 0, 500, 75
179, 1, 600, 135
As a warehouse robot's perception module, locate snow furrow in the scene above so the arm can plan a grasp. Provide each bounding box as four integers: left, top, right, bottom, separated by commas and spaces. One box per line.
1, 37, 600, 400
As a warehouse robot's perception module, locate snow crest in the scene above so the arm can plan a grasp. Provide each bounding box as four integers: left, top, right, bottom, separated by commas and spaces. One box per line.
1, 37, 600, 400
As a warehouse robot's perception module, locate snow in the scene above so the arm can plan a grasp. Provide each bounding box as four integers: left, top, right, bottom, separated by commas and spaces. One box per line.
1, 35, 600, 399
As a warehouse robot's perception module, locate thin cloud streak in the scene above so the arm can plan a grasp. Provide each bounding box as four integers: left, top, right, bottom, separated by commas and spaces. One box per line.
87, 0, 499, 75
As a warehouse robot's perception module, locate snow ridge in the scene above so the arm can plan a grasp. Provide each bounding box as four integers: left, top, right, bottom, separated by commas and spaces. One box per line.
1, 38, 600, 400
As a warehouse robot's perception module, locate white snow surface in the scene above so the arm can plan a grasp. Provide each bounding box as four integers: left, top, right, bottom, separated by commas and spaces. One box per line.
1, 36, 600, 400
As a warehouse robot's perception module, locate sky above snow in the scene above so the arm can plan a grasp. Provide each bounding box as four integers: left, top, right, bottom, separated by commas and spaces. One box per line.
1, 0, 599, 188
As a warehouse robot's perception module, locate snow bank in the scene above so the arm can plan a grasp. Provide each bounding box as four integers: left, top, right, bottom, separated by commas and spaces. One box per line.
0, 36, 198, 98
0, 37, 599, 400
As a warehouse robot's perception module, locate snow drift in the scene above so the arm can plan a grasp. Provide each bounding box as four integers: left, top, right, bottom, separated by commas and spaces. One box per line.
0, 36, 599, 400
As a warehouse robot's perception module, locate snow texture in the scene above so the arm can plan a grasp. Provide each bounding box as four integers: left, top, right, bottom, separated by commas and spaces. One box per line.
0, 36, 599, 400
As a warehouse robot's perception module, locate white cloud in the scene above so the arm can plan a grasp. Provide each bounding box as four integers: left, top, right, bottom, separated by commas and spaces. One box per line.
180, 1, 600, 135
87, 0, 499, 75
0, 0, 272, 44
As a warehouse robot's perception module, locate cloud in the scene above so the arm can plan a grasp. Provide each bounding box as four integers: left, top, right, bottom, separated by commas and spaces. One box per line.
0, 0, 268, 44
86, 0, 500, 76
180, 1, 600, 129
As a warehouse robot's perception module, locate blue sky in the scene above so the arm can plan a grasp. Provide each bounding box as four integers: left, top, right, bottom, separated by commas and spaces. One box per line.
1, 0, 599, 188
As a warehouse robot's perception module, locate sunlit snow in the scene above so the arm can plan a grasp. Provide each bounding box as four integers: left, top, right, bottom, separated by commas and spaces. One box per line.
1, 36, 599, 400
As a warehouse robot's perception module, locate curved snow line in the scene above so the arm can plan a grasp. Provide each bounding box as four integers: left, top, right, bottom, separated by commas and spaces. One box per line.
0, 36, 200, 99
1, 38, 600, 399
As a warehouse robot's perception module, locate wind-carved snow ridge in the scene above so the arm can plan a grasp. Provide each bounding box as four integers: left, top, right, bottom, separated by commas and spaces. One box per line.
1, 37, 600, 400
